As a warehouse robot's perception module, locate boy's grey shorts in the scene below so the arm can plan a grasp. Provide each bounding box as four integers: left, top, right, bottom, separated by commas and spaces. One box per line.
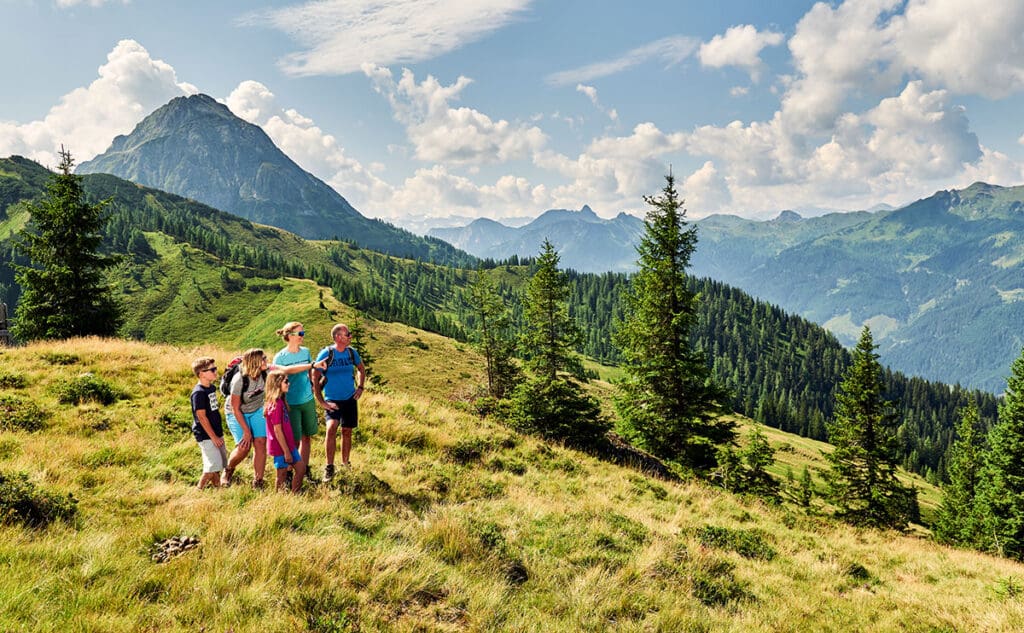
199, 439, 228, 473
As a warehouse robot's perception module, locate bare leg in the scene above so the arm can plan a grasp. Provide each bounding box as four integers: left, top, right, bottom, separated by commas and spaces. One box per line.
198, 472, 219, 489
253, 437, 268, 484
275, 468, 288, 492
300, 435, 311, 466
325, 419, 339, 466
226, 441, 250, 472
291, 461, 306, 493
341, 428, 352, 466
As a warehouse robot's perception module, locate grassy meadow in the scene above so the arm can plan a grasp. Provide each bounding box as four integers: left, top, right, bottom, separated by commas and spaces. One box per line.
3, 324, 1024, 631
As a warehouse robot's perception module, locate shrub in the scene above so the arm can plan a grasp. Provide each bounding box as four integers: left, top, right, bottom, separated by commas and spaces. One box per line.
445, 437, 491, 464
0, 372, 27, 389
0, 471, 77, 528
0, 394, 46, 432
696, 525, 776, 561
52, 373, 124, 405
40, 352, 80, 365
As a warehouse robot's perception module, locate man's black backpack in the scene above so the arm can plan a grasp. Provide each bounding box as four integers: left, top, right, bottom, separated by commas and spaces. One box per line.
317, 347, 355, 389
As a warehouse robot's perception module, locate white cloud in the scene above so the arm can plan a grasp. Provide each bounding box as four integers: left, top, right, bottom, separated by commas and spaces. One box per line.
363, 65, 547, 164
729, 86, 749, 97
889, 0, 1024, 98
699, 24, 784, 81
240, 0, 531, 76
680, 161, 731, 216
535, 122, 687, 211
782, 0, 1024, 132
0, 39, 195, 168
387, 165, 549, 217
546, 35, 699, 86
56, 0, 128, 7
576, 83, 618, 121
224, 80, 393, 209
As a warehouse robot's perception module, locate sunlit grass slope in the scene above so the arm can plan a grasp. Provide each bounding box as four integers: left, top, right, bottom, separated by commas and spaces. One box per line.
2, 334, 1024, 632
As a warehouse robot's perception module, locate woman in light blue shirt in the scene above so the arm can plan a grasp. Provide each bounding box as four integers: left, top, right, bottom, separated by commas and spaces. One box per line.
273, 321, 319, 472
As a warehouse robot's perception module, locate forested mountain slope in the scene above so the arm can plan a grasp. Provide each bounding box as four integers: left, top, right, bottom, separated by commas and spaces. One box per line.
0, 156, 999, 482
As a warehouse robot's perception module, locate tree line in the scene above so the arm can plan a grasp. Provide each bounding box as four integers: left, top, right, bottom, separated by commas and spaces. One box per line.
0, 156, 999, 482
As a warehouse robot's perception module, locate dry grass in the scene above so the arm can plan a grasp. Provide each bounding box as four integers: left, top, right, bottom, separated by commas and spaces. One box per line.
2, 337, 1024, 631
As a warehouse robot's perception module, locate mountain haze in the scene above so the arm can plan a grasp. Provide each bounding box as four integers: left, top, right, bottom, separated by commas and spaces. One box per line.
77, 94, 474, 266
430, 205, 644, 272
427, 187, 1024, 392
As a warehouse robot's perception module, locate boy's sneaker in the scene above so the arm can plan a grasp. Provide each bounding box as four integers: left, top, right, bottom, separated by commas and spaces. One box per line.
323, 464, 335, 482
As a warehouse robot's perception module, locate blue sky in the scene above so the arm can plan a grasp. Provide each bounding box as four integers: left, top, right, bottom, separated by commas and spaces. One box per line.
3, 0, 1024, 224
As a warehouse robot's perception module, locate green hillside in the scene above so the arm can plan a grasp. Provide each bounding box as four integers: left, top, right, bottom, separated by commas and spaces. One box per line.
0, 155, 1000, 485
3, 333, 1023, 631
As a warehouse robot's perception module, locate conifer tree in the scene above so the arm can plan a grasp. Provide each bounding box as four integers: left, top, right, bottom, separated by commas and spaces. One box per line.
934, 399, 986, 546
975, 348, 1024, 559
510, 240, 606, 448
13, 148, 120, 340
469, 270, 520, 399
825, 326, 916, 529
520, 239, 584, 382
613, 173, 732, 468
742, 423, 779, 498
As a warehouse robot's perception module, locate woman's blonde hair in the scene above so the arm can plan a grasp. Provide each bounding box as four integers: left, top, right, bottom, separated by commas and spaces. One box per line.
263, 370, 288, 415
275, 321, 303, 342
240, 348, 266, 379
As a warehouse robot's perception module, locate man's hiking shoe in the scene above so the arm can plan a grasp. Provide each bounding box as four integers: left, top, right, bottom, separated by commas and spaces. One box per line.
323, 464, 335, 482
221, 467, 235, 487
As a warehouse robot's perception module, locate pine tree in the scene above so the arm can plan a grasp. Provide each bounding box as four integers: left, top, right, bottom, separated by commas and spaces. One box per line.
468, 270, 520, 399
520, 239, 584, 382
742, 423, 779, 498
13, 147, 121, 340
613, 173, 732, 468
934, 399, 986, 546
975, 347, 1024, 559
510, 240, 607, 449
825, 326, 916, 529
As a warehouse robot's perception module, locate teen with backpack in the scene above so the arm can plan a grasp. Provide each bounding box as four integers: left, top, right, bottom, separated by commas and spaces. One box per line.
221, 348, 324, 489
314, 324, 366, 481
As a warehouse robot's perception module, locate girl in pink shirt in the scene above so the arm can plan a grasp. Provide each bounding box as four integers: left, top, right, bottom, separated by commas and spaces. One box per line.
264, 371, 306, 493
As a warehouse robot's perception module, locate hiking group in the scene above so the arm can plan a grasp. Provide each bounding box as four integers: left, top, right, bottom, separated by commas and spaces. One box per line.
189, 322, 366, 493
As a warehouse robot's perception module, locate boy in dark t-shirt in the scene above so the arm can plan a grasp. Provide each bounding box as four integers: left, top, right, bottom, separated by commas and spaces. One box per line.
191, 357, 226, 489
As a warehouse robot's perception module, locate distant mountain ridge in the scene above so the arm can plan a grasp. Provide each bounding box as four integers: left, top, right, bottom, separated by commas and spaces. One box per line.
430, 205, 645, 271
77, 94, 474, 266
427, 185, 1024, 392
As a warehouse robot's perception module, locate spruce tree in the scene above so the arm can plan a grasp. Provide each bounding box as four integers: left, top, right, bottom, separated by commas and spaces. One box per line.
975, 347, 1024, 559
510, 240, 607, 448
613, 173, 732, 468
825, 326, 915, 529
934, 399, 986, 546
12, 148, 121, 340
468, 270, 520, 399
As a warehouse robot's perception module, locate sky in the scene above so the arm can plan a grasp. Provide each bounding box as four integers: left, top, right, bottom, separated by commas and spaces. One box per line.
2, 0, 1024, 224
